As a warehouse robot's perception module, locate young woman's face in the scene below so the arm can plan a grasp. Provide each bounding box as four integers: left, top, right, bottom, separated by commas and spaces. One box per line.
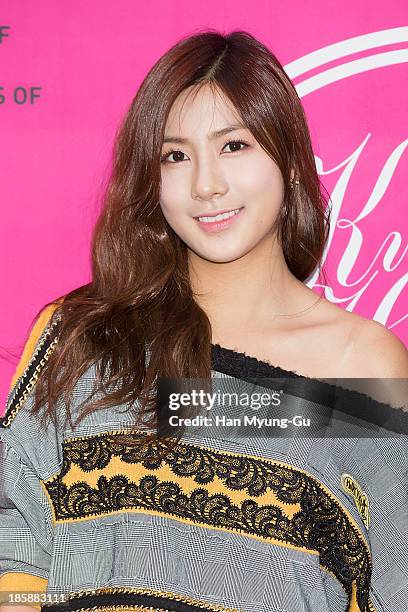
159, 84, 285, 263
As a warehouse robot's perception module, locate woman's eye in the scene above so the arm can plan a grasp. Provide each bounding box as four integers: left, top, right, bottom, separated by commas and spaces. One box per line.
161, 150, 187, 164
160, 140, 249, 164
223, 140, 249, 153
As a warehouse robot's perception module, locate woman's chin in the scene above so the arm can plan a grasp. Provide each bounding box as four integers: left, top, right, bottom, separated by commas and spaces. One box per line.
189, 243, 252, 264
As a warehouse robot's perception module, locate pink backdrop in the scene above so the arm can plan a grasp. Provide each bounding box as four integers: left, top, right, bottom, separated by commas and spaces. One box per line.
1, 1, 407, 414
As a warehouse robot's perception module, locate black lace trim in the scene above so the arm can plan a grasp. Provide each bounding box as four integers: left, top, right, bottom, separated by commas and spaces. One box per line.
44, 430, 372, 611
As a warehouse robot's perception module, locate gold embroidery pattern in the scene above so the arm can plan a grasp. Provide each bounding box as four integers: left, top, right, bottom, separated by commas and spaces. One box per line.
42, 585, 244, 612
341, 473, 370, 530
43, 430, 373, 611
1, 313, 62, 428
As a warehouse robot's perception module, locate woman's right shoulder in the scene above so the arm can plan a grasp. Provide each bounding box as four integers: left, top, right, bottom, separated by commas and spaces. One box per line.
0, 299, 67, 500
1, 298, 64, 431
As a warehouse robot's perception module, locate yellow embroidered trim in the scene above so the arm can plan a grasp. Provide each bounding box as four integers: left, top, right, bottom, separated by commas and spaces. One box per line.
45, 586, 245, 612
74, 608, 167, 612
0, 571, 48, 610
2, 308, 61, 428
74, 607, 167, 612
9, 302, 61, 391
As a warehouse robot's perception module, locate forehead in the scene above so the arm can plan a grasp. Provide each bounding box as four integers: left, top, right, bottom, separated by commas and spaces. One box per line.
165, 83, 242, 134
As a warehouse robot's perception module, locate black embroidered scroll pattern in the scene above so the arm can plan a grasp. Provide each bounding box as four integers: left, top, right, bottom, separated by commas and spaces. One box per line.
44, 430, 373, 610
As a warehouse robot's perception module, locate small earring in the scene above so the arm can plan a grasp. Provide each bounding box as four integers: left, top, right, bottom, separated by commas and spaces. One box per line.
289, 177, 300, 189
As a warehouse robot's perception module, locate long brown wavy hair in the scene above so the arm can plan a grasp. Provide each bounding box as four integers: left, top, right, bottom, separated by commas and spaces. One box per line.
24, 29, 331, 447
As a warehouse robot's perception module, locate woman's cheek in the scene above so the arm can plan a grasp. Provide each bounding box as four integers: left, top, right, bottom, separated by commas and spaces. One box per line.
159, 195, 186, 231
160, 175, 188, 213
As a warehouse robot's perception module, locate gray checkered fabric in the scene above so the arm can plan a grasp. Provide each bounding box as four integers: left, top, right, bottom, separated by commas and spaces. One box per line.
1, 324, 407, 612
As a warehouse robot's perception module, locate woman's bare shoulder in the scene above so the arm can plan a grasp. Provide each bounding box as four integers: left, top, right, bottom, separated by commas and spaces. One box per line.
337, 309, 408, 378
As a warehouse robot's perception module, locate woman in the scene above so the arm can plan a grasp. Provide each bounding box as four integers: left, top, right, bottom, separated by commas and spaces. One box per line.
1, 30, 407, 612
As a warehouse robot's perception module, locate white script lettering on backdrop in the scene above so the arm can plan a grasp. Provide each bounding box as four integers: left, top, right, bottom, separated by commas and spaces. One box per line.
286, 27, 408, 330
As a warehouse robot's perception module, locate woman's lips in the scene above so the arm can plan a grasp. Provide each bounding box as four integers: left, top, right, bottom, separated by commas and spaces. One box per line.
194, 207, 245, 233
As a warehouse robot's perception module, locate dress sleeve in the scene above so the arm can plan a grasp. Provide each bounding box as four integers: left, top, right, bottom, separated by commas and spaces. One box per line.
0, 436, 53, 611
7, 301, 63, 396
0, 301, 62, 610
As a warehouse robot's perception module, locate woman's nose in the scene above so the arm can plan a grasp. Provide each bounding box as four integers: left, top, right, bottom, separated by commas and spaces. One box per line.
191, 158, 228, 201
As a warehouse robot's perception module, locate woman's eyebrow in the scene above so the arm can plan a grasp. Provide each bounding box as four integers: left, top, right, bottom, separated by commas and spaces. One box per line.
162, 124, 247, 144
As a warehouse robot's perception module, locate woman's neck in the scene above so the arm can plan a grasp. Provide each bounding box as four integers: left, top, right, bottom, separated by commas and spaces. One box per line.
188, 244, 318, 334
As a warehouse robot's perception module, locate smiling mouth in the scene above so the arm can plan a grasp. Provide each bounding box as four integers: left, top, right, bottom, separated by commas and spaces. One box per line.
194, 207, 244, 222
